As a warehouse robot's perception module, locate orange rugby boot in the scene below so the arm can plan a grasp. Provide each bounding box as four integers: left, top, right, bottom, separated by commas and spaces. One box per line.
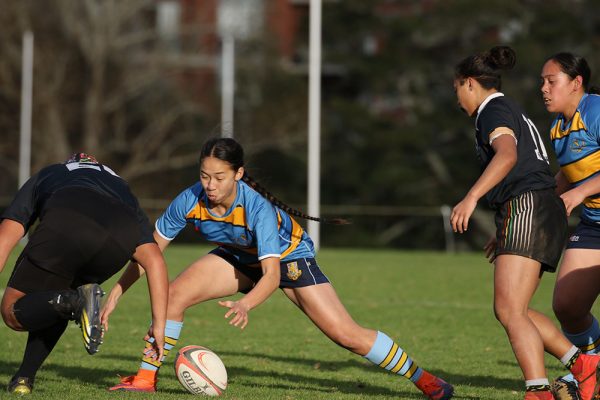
414, 370, 454, 400
108, 374, 157, 393
571, 354, 600, 400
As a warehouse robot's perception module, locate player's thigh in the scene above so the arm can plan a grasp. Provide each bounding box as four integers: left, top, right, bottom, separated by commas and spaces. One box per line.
494, 254, 541, 313
554, 248, 600, 309
286, 284, 366, 334
169, 254, 253, 309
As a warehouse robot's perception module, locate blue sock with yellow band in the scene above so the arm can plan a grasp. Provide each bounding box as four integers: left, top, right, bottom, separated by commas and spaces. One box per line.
364, 331, 423, 382
140, 319, 183, 373
564, 316, 600, 354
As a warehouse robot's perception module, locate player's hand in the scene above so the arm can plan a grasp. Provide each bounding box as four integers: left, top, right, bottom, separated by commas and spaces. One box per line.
451, 195, 478, 233
144, 327, 165, 362
219, 300, 250, 330
560, 188, 585, 216
483, 236, 497, 263
100, 296, 118, 333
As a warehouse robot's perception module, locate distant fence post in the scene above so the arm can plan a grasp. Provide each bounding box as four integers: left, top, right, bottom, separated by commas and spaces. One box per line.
440, 205, 455, 253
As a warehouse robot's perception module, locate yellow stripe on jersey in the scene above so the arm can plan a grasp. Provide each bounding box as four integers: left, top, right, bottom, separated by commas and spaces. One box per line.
561, 150, 600, 183
551, 111, 587, 140
186, 201, 247, 227
279, 212, 305, 259
584, 196, 600, 209
379, 343, 399, 368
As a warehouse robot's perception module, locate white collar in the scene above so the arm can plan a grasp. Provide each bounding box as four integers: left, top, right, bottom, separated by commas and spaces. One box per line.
475, 92, 504, 126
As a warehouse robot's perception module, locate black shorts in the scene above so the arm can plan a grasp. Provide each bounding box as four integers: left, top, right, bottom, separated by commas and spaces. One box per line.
494, 188, 567, 273
210, 247, 330, 291
566, 219, 600, 250
8, 187, 141, 293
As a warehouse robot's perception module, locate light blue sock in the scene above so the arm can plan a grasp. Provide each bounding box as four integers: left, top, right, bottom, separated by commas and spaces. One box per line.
364, 331, 423, 382
560, 317, 600, 384
140, 319, 184, 372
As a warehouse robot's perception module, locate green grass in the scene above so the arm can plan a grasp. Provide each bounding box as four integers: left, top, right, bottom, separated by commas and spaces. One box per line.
0, 245, 591, 399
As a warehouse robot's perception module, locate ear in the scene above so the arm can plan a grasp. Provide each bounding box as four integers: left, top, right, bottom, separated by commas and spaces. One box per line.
467, 77, 474, 91
235, 166, 244, 181
574, 75, 584, 91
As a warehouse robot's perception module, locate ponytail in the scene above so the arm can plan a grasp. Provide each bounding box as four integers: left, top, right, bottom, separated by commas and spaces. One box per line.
242, 173, 349, 225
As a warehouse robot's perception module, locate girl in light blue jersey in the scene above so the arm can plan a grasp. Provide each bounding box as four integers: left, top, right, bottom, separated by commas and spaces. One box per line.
541, 53, 600, 396
104, 137, 453, 399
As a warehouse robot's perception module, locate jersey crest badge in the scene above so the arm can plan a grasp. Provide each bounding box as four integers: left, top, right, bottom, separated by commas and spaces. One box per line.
571, 139, 586, 153
286, 262, 302, 281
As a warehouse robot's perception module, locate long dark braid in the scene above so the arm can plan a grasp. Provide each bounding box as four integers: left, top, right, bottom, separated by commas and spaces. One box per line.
241, 173, 348, 225
200, 137, 348, 225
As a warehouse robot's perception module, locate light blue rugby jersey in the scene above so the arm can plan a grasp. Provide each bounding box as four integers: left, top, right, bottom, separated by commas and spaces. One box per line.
155, 180, 315, 264
551, 93, 600, 223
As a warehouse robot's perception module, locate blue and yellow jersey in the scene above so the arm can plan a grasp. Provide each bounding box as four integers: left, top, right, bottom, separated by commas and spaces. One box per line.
155, 180, 315, 264
551, 93, 600, 222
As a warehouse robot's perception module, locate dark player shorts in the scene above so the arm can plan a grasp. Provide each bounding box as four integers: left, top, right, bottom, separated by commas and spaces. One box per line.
494, 188, 567, 273
566, 219, 600, 250
210, 247, 330, 290
8, 187, 141, 293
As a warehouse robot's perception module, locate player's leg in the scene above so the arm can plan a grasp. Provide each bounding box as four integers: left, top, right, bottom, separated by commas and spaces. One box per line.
283, 281, 453, 399
110, 251, 254, 392
553, 248, 600, 348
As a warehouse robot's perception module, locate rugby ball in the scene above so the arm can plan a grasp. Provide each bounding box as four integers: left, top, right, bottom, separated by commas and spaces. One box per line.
174, 345, 227, 396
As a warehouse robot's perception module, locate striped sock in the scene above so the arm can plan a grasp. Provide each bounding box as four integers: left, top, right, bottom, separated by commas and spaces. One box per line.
564, 316, 600, 354
364, 331, 423, 382
140, 319, 183, 373
525, 378, 550, 392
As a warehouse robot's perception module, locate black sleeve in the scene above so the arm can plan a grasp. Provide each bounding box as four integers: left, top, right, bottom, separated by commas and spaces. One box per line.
131, 198, 155, 245
1, 172, 42, 232
477, 101, 516, 145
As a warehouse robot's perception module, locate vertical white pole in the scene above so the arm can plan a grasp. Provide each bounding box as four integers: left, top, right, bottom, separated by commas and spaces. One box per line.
307, 0, 322, 249
221, 35, 235, 138
19, 31, 33, 244
19, 31, 34, 189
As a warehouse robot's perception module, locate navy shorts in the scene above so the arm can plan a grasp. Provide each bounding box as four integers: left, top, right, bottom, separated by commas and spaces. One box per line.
8, 187, 140, 293
566, 219, 600, 250
210, 247, 330, 290
494, 188, 567, 273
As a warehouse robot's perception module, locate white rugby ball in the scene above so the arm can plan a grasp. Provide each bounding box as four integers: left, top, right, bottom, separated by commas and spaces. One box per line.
174, 345, 228, 396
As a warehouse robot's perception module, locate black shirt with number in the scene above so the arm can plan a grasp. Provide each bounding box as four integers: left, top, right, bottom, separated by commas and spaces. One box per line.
475, 93, 556, 208
1, 162, 154, 245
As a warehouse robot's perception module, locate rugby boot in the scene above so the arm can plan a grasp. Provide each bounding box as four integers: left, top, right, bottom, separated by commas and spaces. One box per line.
551, 377, 581, 400
524, 391, 555, 400
571, 354, 600, 400
7, 376, 33, 395
75, 283, 104, 355
108, 374, 157, 393
415, 370, 454, 399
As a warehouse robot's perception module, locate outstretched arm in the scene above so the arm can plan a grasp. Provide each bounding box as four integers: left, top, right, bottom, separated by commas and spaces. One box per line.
100, 232, 170, 330
219, 256, 280, 329
0, 219, 25, 275
451, 133, 517, 233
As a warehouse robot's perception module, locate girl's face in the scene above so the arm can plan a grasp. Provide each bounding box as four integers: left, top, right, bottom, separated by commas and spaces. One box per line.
453, 77, 479, 117
200, 156, 244, 207
540, 59, 582, 114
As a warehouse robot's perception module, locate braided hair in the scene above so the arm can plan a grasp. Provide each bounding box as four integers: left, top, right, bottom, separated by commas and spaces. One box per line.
199, 137, 348, 225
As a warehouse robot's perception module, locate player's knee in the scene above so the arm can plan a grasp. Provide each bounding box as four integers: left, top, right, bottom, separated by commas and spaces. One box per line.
553, 296, 585, 325
1, 303, 23, 331
493, 300, 519, 326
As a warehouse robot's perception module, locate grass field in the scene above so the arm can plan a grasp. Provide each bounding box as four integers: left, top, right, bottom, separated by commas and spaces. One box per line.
0, 245, 592, 399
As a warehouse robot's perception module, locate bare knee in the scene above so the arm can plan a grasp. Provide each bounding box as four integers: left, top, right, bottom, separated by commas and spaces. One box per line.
553, 295, 588, 327
494, 299, 526, 329
1, 302, 24, 331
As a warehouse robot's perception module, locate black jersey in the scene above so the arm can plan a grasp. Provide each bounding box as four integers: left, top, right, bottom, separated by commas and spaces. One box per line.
475, 93, 556, 207
1, 161, 154, 244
